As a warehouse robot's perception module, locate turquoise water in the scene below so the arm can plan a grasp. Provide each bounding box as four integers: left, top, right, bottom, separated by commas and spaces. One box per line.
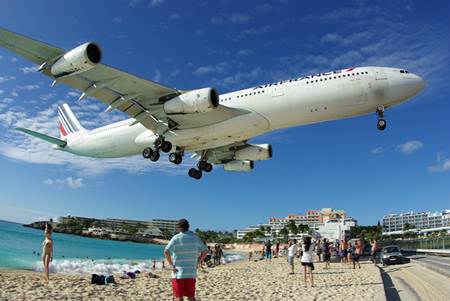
0, 220, 243, 274
0, 220, 165, 273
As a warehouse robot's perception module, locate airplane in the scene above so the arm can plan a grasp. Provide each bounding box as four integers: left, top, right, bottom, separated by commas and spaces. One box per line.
0, 28, 425, 180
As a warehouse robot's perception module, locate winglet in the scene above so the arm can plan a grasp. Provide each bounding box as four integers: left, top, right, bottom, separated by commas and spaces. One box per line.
16, 127, 67, 147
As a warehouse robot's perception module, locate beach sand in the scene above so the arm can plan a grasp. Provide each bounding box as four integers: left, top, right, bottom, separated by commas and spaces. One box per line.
0, 257, 385, 301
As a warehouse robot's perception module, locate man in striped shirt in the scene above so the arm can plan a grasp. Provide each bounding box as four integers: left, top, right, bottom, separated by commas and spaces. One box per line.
164, 219, 208, 301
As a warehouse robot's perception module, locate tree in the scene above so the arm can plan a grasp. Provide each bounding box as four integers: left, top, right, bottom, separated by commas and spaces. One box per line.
297, 224, 309, 234
279, 227, 289, 240
287, 220, 298, 235
403, 223, 415, 231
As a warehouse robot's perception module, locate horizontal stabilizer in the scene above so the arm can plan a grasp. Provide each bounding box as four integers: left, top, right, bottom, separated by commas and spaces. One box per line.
16, 127, 67, 147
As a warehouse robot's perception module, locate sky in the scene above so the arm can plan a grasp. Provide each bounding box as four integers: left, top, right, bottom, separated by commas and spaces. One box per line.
0, 0, 449, 231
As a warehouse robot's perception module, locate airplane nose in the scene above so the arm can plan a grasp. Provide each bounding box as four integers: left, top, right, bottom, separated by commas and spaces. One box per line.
413, 74, 426, 93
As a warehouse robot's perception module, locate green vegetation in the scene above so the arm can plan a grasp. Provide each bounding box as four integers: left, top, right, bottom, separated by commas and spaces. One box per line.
195, 229, 239, 244
350, 224, 383, 241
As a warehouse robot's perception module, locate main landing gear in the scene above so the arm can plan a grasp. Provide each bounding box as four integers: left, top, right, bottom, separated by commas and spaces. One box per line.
188, 160, 213, 180
376, 106, 387, 131
142, 136, 173, 162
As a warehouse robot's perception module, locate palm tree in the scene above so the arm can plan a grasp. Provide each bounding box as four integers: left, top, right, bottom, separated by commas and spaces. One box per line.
287, 220, 298, 236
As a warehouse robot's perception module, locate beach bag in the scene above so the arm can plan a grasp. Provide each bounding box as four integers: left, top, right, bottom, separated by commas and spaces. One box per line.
91, 274, 105, 285
105, 275, 115, 284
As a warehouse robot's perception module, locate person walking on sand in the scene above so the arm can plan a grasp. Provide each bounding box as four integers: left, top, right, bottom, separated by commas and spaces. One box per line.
265, 240, 273, 263
287, 239, 297, 274
301, 236, 315, 287
164, 219, 208, 301
42, 223, 53, 281
340, 239, 348, 265
315, 239, 322, 262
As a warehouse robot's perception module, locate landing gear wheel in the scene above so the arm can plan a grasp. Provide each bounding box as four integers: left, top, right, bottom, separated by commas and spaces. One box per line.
149, 150, 160, 162
154, 137, 163, 149
142, 147, 153, 159
198, 161, 208, 170
160, 141, 172, 153
203, 163, 213, 173
188, 168, 202, 180
377, 118, 386, 131
169, 153, 182, 165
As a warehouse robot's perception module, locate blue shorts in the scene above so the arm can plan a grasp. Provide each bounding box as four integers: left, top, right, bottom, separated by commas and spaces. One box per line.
265, 252, 272, 259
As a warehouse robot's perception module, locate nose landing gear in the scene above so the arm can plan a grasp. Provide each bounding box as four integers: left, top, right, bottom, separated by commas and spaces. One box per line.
376, 106, 387, 131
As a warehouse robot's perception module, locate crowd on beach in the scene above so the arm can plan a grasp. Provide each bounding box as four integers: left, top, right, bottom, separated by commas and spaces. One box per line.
248, 237, 380, 288
39, 220, 381, 301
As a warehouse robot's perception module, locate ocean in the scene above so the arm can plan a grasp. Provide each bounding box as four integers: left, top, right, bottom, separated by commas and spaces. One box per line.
0, 220, 243, 274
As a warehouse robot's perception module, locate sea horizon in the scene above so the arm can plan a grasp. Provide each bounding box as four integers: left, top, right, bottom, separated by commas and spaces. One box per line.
0, 220, 243, 274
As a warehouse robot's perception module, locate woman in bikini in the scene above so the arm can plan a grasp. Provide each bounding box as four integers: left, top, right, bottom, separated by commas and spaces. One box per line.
42, 224, 53, 281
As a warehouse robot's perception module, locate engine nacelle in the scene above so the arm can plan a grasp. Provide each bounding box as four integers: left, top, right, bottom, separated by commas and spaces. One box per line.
163, 88, 219, 114
223, 160, 254, 172
235, 144, 272, 161
50, 42, 102, 76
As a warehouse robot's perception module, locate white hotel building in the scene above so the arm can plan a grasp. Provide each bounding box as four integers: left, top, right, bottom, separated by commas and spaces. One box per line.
382, 210, 450, 234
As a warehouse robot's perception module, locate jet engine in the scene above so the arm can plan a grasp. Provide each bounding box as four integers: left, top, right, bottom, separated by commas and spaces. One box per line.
50, 42, 102, 76
163, 88, 219, 114
223, 160, 254, 172
235, 144, 272, 161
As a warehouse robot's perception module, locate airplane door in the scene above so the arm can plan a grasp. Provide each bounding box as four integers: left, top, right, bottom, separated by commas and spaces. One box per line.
272, 85, 285, 97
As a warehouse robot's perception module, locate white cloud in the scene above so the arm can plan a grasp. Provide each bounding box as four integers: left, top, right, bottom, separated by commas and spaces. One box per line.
211, 13, 252, 25
149, 0, 163, 7
321, 33, 343, 43
44, 177, 84, 189
19, 84, 40, 91
0, 89, 3, 95
112, 16, 123, 24
193, 62, 231, 77
20, 66, 39, 74
370, 146, 385, 155
395, 140, 423, 155
428, 153, 450, 173
0, 76, 16, 84
128, 0, 141, 7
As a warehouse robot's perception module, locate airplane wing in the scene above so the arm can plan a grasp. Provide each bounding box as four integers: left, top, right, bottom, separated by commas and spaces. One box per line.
0, 28, 245, 134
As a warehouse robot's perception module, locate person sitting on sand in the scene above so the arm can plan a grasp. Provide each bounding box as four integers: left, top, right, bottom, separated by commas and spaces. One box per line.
301, 236, 315, 287
164, 219, 208, 301
42, 223, 53, 281
287, 239, 297, 275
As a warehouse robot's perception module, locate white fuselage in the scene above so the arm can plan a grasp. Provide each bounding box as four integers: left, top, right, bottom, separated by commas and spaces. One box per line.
63, 66, 425, 158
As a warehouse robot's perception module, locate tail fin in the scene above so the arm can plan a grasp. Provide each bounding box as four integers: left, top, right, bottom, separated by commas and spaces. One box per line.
58, 103, 85, 138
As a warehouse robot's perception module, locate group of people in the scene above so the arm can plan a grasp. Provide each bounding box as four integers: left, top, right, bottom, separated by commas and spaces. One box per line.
202, 244, 224, 268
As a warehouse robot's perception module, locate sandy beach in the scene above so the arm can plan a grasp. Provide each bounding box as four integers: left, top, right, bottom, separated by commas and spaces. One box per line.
0, 256, 385, 301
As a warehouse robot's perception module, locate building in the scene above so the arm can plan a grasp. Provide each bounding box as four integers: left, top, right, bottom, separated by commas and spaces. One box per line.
316, 218, 357, 241
237, 208, 354, 240
382, 210, 450, 234
59, 215, 178, 237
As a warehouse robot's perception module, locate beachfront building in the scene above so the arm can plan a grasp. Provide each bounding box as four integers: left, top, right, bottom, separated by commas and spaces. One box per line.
382, 209, 450, 234
316, 218, 357, 241
237, 208, 354, 240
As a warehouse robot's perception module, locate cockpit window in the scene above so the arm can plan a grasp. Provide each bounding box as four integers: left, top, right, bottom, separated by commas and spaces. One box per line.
400, 70, 410, 74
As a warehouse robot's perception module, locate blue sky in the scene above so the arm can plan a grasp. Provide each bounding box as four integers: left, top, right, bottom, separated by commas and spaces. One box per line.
0, 0, 449, 230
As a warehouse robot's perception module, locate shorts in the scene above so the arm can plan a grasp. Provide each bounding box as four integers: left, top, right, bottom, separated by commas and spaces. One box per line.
171, 278, 196, 298
353, 254, 360, 262
340, 250, 348, 257
288, 256, 295, 266
324, 253, 331, 261
265, 251, 272, 259
301, 262, 315, 270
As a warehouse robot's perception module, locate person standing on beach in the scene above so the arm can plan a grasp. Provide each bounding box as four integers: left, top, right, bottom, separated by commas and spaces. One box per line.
315, 239, 322, 262
322, 239, 331, 269
264, 240, 273, 263
42, 223, 53, 281
352, 240, 363, 269
371, 239, 379, 265
287, 239, 297, 274
164, 219, 208, 301
301, 236, 315, 287
340, 240, 348, 265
